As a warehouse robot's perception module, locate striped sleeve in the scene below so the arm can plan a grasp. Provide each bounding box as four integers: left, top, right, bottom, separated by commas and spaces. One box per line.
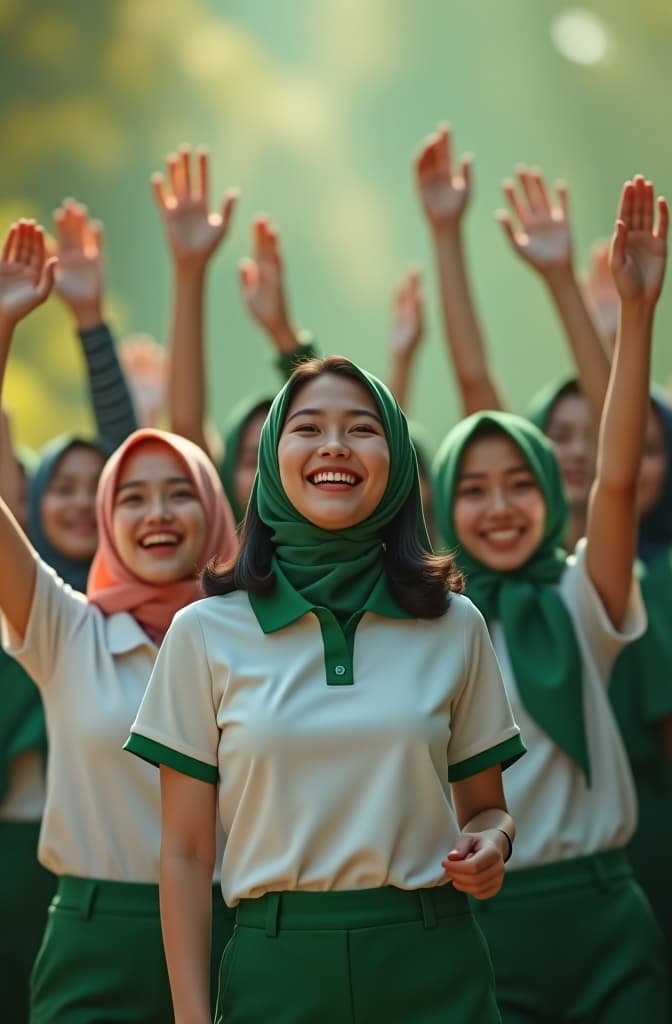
78, 323, 138, 446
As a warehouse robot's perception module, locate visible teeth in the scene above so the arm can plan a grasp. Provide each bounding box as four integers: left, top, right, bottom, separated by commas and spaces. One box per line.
311, 471, 357, 485
486, 529, 519, 542
141, 533, 179, 548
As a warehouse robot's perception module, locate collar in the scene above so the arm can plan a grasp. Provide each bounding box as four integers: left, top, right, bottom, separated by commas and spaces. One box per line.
104, 610, 158, 655
249, 562, 414, 635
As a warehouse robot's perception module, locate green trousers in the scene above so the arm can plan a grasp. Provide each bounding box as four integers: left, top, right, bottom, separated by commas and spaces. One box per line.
29, 875, 235, 1023
0, 820, 56, 1024
215, 884, 500, 1023
471, 849, 668, 1023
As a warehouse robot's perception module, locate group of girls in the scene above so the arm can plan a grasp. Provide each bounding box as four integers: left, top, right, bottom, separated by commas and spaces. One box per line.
0, 125, 669, 1024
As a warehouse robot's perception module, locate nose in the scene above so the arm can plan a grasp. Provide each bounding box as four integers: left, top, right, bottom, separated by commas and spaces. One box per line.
144, 493, 172, 521
317, 430, 349, 458
490, 486, 511, 513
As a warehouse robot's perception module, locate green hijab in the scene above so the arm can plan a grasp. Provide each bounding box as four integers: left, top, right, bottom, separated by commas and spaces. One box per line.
526, 376, 580, 432
218, 395, 274, 525
253, 360, 427, 622
433, 410, 590, 781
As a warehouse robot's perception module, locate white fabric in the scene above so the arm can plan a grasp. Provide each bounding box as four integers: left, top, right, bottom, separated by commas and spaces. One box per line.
491, 540, 644, 870
3, 559, 163, 880
131, 590, 521, 906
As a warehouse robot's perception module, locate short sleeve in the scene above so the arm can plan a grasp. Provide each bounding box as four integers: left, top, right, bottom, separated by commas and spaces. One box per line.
1, 558, 91, 689
447, 599, 525, 782
124, 604, 220, 784
560, 539, 646, 685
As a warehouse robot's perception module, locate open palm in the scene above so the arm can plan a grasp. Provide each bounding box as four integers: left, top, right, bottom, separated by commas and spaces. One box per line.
610, 177, 668, 302
0, 222, 55, 325
415, 126, 472, 227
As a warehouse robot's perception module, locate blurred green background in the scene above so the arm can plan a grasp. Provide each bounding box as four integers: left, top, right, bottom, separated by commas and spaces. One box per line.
2, 0, 671, 452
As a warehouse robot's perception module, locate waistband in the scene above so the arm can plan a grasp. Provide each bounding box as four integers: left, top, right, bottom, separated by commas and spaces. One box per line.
53, 875, 227, 919
494, 849, 632, 901
235, 884, 469, 936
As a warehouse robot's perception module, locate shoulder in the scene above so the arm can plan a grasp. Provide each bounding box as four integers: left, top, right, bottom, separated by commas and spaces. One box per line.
171, 591, 259, 639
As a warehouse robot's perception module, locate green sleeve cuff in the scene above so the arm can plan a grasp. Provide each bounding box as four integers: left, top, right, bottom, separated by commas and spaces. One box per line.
448, 734, 526, 782
124, 733, 218, 784
275, 330, 319, 380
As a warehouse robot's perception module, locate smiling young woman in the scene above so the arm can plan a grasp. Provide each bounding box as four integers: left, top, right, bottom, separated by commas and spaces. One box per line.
126, 356, 525, 1024
0, 221, 238, 1024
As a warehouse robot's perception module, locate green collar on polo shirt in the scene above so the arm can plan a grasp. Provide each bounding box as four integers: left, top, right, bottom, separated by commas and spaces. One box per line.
249, 560, 413, 686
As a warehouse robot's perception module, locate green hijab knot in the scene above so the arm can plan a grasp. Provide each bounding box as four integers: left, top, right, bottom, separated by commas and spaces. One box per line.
253, 360, 427, 622
433, 410, 591, 783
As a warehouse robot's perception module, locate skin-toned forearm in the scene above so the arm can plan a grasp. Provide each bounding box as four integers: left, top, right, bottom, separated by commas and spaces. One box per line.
167, 265, 211, 456
388, 353, 414, 412
160, 852, 213, 1024
542, 267, 611, 421
596, 302, 653, 491
431, 226, 504, 415
461, 808, 515, 860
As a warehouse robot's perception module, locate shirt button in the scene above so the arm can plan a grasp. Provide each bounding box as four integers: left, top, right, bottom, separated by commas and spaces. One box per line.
334, 665, 346, 676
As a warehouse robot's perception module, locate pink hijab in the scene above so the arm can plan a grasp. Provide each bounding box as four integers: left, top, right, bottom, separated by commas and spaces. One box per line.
87, 429, 237, 644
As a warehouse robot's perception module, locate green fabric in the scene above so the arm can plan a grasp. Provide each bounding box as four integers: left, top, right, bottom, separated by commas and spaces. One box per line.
30, 877, 231, 1022
0, 820, 55, 1023
525, 375, 578, 431
448, 734, 527, 782
0, 648, 46, 803
218, 395, 274, 524
472, 852, 668, 1022
433, 411, 590, 782
123, 733, 218, 783
274, 330, 319, 380
216, 887, 500, 1023
610, 553, 672, 786
254, 360, 428, 625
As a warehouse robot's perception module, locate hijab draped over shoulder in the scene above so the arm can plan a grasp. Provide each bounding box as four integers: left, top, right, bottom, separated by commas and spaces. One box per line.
433, 410, 591, 781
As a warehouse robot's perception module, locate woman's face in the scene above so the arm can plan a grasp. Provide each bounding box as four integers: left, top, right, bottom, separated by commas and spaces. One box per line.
112, 441, 206, 584
233, 408, 268, 513
277, 373, 390, 530
41, 445, 105, 561
452, 433, 546, 572
544, 392, 596, 509
638, 406, 668, 518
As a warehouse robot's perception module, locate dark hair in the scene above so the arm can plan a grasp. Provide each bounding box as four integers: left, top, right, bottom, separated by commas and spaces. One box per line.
203, 356, 463, 617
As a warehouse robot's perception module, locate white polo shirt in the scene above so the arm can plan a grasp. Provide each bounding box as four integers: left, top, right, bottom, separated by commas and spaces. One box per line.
2, 559, 163, 881
127, 573, 524, 907
491, 540, 644, 870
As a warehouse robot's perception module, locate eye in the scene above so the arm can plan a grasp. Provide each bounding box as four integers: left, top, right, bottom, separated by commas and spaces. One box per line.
291, 422, 319, 434
457, 485, 483, 498
511, 476, 536, 491
171, 488, 197, 501
117, 491, 142, 506
351, 423, 378, 435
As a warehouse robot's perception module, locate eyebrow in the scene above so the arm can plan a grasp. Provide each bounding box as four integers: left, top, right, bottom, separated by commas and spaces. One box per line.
116, 475, 192, 493
458, 464, 531, 481
285, 407, 383, 424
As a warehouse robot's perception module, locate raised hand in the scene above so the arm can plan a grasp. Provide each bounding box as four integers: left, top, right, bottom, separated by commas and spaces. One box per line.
415, 124, 473, 230
390, 269, 424, 360
0, 220, 56, 330
118, 334, 167, 427
497, 167, 572, 273
582, 239, 619, 345
238, 216, 297, 349
52, 198, 104, 328
609, 175, 668, 304
152, 146, 238, 268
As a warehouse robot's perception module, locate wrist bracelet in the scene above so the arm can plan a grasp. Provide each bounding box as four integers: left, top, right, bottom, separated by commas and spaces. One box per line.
496, 828, 513, 863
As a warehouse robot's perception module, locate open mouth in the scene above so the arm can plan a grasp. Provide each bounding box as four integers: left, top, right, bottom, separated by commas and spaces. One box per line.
308, 470, 361, 486
481, 528, 523, 549
139, 532, 181, 550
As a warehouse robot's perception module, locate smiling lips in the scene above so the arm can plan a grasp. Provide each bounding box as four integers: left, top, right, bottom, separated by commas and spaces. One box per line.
481, 527, 523, 550
308, 470, 361, 488
139, 531, 181, 551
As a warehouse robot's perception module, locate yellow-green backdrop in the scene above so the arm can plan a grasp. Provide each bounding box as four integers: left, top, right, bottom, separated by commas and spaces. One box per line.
2, 0, 671, 452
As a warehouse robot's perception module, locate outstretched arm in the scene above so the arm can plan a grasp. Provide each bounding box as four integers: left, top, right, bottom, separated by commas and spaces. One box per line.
387, 268, 424, 412
0, 221, 55, 639
52, 198, 138, 445
238, 215, 316, 382
497, 169, 610, 423
154, 146, 238, 456
415, 125, 504, 415
586, 176, 668, 628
